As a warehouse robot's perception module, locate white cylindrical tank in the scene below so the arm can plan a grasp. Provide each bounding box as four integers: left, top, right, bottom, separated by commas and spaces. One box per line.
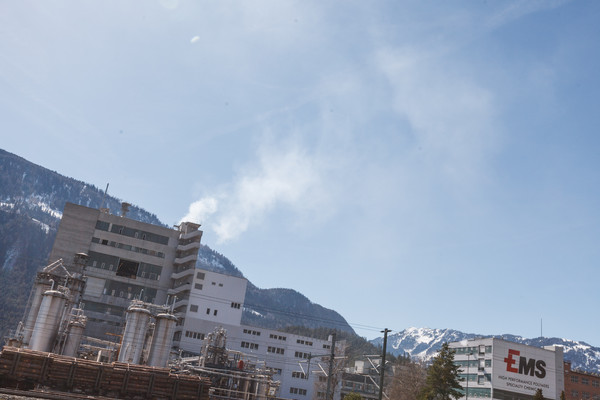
118, 305, 151, 364
22, 282, 51, 346
147, 313, 177, 367
62, 308, 87, 357
29, 290, 67, 352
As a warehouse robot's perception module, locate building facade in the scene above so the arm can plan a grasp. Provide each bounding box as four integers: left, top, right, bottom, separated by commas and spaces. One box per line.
564, 361, 600, 400
44, 202, 202, 343
450, 338, 564, 400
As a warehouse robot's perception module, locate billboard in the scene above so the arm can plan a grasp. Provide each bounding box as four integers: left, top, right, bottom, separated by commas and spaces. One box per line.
492, 340, 559, 399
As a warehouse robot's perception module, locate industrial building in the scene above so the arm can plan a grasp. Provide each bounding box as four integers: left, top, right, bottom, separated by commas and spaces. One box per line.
8, 202, 341, 399
450, 338, 565, 400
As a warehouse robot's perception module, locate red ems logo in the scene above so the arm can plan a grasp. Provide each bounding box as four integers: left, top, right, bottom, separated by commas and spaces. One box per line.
504, 349, 546, 379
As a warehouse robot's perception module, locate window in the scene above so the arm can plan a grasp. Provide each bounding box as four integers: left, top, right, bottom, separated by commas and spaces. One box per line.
323, 344, 331, 349
241, 341, 259, 350
196, 272, 205, 280
268, 346, 284, 354
592, 380, 599, 388
231, 302, 241, 309
189, 304, 198, 312
206, 308, 210, 314
116, 259, 139, 278
582, 377, 590, 385
292, 371, 306, 379
219, 283, 223, 287
195, 283, 203, 290
295, 351, 310, 359
572, 376, 580, 383
213, 309, 218, 316
290, 388, 307, 396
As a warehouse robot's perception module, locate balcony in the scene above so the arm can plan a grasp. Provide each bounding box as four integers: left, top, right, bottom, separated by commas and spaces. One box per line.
174, 254, 198, 265
177, 241, 201, 252
171, 267, 195, 280
168, 283, 192, 296
180, 230, 202, 241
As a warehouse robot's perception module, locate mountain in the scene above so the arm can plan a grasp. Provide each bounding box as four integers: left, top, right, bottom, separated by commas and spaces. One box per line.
0, 148, 352, 338
370, 327, 600, 373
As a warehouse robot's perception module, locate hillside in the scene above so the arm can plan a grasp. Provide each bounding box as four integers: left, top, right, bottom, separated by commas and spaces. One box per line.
0, 148, 353, 338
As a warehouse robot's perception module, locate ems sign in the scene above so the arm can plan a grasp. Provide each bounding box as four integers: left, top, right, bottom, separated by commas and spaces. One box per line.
492, 341, 558, 399
504, 349, 546, 378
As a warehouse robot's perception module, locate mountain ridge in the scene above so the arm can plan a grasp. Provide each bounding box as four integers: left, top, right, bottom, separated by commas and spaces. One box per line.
370, 327, 600, 374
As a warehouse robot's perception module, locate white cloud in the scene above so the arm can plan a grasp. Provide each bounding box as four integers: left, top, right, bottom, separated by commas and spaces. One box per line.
190, 36, 200, 44
182, 139, 325, 243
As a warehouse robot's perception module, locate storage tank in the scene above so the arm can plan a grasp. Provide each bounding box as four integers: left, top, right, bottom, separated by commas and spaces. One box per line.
147, 312, 177, 367
29, 289, 68, 352
21, 281, 51, 346
62, 308, 87, 357
118, 304, 151, 364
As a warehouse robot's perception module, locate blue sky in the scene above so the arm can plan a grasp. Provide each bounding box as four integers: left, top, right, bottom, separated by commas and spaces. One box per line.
2, 1, 599, 344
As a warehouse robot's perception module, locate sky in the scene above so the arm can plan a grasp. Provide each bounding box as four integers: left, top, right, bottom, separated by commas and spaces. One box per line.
1, 1, 600, 345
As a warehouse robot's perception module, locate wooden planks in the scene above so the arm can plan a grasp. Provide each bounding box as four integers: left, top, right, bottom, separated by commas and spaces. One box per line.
0, 347, 210, 400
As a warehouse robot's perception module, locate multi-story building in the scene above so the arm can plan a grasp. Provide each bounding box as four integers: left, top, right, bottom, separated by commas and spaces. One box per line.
44, 202, 202, 342
450, 338, 564, 400
24, 202, 341, 399
564, 361, 600, 400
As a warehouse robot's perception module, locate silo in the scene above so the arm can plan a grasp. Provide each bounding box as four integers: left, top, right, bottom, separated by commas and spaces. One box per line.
118, 304, 151, 364
29, 289, 68, 352
147, 313, 177, 367
21, 281, 51, 346
62, 308, 87, 357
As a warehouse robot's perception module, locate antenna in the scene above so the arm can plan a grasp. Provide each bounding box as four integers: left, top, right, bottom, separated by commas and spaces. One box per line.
541, 318, 543, 338
100, 183, 109, 209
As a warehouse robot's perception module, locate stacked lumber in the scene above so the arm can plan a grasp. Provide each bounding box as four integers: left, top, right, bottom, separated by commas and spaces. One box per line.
0, 347, 210, 400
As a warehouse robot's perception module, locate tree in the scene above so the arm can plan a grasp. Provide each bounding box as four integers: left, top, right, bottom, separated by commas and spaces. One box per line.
534, 389, 544, 400
560, 390, 565, 400
388, 359, 427, 400
418, 343, 463, 400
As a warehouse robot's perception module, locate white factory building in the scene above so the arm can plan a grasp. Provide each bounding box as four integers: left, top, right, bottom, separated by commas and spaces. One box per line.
450, 338, 565, 400
17, 202, 339, 399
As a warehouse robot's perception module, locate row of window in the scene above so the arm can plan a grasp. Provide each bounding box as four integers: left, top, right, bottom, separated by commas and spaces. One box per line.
292, 371, 306, 379
270, 334, 286, 341
185, 331, 205, 340
91, 237, 165, 258
571, 375, 600, 387
570, 391, 600, 400
297, 339, 313, 346
95, 220, 170, 245
244, 329, 261, 336
188, 305, 218, 316
455, 346, 492, 355
241, 341, 259, 350
456, 359, 492, 368
295, 351, 310, 359
289, 387, 307, 396
268, 346, 285, 355
231, 302, 241, 309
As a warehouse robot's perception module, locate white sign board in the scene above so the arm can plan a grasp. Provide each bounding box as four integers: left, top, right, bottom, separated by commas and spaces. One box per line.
492, 341, 557, 399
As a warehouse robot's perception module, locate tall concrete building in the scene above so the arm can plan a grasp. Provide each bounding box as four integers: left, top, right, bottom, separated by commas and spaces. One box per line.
450, 338, 564, 400
46, 202, 202, 342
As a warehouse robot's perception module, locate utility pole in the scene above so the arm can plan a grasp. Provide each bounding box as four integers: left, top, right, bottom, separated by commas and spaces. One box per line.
326, 332, 336, 400
379, 328, 391, 400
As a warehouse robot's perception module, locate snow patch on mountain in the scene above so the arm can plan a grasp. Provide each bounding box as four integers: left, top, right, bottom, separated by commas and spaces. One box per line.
371, 327, 600, 373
